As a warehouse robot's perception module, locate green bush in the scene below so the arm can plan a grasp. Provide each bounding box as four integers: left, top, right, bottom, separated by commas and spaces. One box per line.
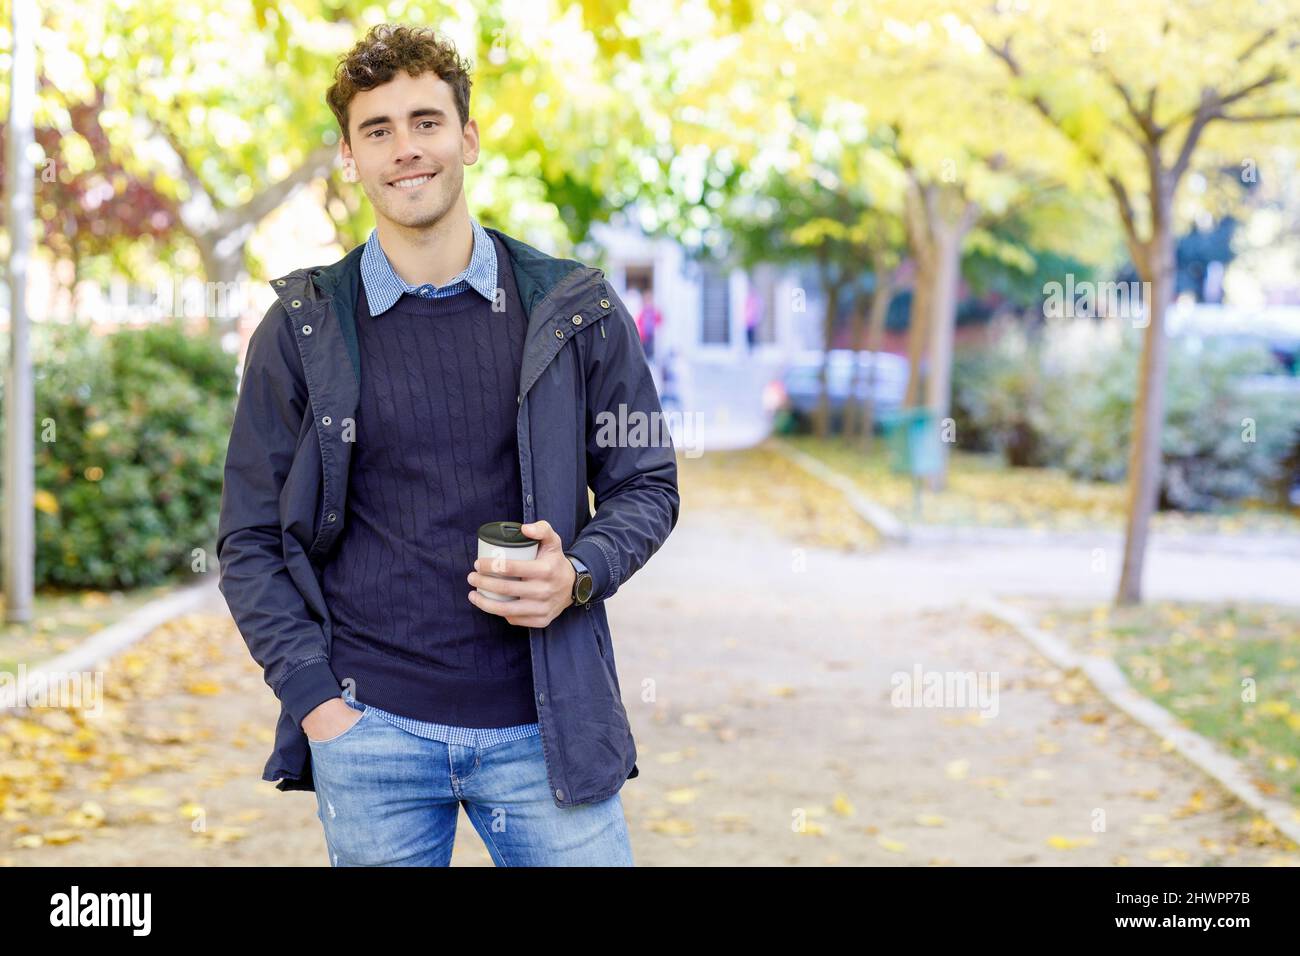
0, 320, 236, 589
951, 319, 1059, 466
954, 318, 1300, 510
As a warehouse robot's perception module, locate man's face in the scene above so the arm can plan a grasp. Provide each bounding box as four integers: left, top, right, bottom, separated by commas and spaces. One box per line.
341, 70, 479, 231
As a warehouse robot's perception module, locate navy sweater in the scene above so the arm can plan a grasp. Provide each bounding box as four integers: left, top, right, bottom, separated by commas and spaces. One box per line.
321, 232, 538, 727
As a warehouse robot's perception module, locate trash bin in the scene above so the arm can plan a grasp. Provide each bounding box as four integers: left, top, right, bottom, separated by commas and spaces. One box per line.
878, 407, 941, 477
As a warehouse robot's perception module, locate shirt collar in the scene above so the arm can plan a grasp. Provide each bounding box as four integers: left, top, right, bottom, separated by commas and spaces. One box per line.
359, 217, 499, 317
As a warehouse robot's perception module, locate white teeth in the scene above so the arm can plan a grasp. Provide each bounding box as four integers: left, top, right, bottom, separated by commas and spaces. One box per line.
392, 174, 433, 189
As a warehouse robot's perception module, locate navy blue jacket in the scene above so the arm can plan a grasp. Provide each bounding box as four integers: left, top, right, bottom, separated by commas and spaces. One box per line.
216, 226, 680, 807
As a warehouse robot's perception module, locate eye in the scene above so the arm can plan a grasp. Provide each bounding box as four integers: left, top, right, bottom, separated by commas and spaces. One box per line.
419, 120, 438, 129
367, 129, 387, 138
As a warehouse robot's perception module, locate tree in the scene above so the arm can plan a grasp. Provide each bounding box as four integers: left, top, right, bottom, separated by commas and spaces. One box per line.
966, 0, 1300, 603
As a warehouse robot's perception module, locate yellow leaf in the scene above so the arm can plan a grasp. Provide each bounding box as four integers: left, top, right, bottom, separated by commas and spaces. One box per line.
66, 802, 106, 828
877, 835, 907, 852
832, 794, 855, 817
33, 490, 59, 515
664, 788, 697, 805
646, 818, 695, 836
1047, 835, 1095, 850
125, 787, 173, 807
915, 814, 948, 827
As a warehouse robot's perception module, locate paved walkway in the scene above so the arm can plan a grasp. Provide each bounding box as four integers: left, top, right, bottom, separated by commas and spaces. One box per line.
5, 499, 1298, 865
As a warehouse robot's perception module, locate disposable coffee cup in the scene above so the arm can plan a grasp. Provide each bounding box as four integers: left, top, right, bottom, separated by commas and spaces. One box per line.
476, 521, 539, 601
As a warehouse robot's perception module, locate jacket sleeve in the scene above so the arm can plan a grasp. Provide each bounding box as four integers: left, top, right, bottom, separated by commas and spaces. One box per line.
566, 284, 681, 604
216, 300, 342, 728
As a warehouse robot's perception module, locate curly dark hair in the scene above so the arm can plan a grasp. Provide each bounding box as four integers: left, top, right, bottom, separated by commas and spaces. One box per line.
326, 24, 473, 146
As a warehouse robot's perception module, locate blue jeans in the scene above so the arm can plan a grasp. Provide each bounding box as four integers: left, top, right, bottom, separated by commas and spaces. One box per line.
307, 697, 634, 866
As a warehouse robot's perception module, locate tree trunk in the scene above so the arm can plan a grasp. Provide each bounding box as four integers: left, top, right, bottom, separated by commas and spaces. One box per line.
923, 226, 964, 491
813, 279, 842, 440
904, 258, 930, 409
843, 287, 870, 439
1116, 193, 1174, 605
859, 268, 894, 451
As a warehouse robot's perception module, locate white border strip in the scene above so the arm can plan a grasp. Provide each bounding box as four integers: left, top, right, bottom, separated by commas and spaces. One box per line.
770, 438, 909, 543
1, 577, 218, 714
973, 594, 1300, 848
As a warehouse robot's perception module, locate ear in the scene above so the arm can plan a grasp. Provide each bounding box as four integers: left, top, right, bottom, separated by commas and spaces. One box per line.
461, 117, 480, 166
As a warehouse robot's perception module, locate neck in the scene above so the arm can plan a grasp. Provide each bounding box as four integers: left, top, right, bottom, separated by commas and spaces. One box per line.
374, 193, 474, 287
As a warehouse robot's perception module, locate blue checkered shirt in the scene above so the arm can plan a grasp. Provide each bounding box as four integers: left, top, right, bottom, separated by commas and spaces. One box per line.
342, 694, 540, 746
349, 217, 537, 746
359, 217, 499, 316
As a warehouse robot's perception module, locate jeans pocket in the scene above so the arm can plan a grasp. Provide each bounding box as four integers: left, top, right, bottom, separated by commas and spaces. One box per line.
308, 702, 372, 747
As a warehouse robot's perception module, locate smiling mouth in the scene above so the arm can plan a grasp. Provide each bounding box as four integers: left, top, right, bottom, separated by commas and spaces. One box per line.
388, 173, 437, 189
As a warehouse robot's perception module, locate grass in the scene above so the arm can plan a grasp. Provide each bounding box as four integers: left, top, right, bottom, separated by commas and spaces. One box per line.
675, 444, 882, 552
779, 433, 1300, 535
1028, 599, 1300, 808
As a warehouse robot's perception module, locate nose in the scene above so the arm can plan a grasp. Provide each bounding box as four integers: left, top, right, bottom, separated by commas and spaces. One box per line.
391, 128, 423, 166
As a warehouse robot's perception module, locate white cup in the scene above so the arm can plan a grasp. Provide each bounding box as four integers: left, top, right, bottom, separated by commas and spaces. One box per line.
476, 521, 539, 601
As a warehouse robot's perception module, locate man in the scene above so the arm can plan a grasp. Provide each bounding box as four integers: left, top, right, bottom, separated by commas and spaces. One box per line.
216, 23, 679, 867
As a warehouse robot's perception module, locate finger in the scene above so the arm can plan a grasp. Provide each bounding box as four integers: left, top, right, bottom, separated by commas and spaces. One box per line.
467, 571, 548, 600
475, 555, 547, 578
468, 591, 546, 619
522, 520, 563, 549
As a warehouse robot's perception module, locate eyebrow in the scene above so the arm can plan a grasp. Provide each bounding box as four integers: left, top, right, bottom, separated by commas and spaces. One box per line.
356, 107, 450, 133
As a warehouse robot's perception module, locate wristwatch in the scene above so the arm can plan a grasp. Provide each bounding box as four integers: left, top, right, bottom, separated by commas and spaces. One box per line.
565, 553, 594, 606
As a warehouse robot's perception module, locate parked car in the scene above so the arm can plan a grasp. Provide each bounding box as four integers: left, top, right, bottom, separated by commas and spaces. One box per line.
770, 349, 910, 433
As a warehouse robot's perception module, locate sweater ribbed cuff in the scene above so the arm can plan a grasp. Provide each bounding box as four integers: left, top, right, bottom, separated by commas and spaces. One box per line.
279, 660, 343, 729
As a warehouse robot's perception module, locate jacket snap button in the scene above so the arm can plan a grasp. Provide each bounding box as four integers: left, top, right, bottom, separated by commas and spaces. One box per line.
291, 299, 302, 308
554, 328, 564, 339
600, 298, 610, 308
517, 394, 522, 405
302, 325, 312, 335
555, 789, 564, 801
571, 314, 582, 325
538, 692, 545, 704
526, 493, 533, 504
276, 279, 286, 286
327, 512, 337, 522
322, 416, 331, 426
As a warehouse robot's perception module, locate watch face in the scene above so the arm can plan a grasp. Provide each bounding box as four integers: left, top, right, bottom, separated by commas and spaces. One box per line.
576, 573, 593, 604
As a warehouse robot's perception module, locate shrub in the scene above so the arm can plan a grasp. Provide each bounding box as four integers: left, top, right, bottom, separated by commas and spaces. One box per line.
0, 320, 236, 589
955, 317, 1300, 510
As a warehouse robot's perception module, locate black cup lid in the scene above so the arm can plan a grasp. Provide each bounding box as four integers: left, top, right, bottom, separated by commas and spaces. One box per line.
477, 520, 533, 548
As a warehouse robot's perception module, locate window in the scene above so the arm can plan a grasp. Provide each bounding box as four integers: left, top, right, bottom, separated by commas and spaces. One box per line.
700, 264, 730, 345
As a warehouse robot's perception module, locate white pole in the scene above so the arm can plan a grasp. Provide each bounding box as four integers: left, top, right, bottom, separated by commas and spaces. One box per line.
4, 0, 37, 623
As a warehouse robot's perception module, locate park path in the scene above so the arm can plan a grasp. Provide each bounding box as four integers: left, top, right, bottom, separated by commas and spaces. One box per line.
4, 495, 1298, 866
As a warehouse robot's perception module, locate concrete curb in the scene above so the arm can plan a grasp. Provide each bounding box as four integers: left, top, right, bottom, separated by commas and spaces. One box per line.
972, 595, 1300, 848
769, 438, 909, 543
771, 438, 1300, 558
1, 575, 220, 714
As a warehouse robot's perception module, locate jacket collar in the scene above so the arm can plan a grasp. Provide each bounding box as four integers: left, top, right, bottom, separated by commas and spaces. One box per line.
267, 226, 614, 393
